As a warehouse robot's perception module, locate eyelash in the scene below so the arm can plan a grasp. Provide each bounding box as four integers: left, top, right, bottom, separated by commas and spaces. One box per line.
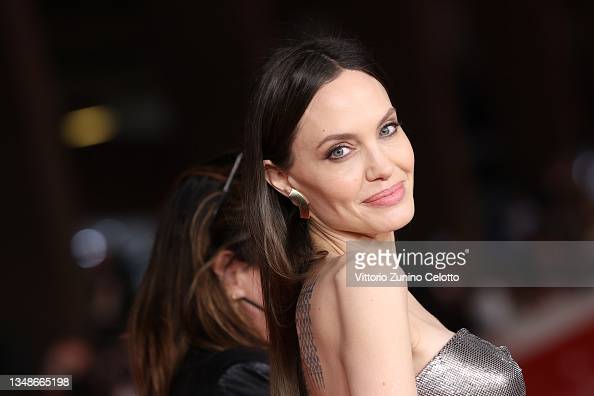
325, 121, 402, 160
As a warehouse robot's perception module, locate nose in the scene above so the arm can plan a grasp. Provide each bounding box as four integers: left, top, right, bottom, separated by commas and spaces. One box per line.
364, 146, 394, 182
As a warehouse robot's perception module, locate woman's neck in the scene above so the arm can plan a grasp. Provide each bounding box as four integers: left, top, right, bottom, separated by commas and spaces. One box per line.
308, 215, 396, 258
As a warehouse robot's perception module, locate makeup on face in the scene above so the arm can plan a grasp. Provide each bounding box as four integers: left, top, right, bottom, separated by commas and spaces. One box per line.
362, 181, 405, 207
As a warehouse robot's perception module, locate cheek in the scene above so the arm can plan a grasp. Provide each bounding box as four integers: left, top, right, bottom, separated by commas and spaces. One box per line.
246, 269, 263, 299
402, 133, 415, 169
305, 166, 363, 212
389, 132, 415, 174
402, 149, 415, 174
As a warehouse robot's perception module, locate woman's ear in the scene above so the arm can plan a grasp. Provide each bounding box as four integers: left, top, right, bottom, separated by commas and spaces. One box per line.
211, 249, 235, 283
263, 159, 291, 198
211, 249, 250, 300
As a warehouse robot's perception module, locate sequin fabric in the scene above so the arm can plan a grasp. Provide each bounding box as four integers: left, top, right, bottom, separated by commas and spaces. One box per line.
416, 328, 526, 395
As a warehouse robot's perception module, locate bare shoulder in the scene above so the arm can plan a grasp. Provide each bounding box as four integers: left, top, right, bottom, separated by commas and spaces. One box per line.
326, 254, 417, 395
297, 255, 418, 395
329, 253, 409, 310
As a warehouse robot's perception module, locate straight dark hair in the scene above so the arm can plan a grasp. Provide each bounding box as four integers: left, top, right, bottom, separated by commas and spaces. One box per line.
127, 160, 265, 396
242, 35, 388, 395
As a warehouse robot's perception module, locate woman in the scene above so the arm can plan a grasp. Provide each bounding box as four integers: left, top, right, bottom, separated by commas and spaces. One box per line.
127, 152, 269, 396
242, 36, 526, 395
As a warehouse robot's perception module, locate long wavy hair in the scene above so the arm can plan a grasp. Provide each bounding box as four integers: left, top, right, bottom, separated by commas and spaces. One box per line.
242, 36, 388, 395
127, 155, 266, 396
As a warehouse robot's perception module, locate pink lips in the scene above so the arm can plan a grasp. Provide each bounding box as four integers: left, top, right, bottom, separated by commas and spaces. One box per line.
362, 181, 405, 206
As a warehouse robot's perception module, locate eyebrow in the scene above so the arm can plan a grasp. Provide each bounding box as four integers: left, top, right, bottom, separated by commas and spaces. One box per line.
316, 107, 397, 150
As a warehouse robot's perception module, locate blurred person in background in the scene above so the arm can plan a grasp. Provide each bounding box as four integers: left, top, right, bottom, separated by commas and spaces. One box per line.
127, 152, 269, 396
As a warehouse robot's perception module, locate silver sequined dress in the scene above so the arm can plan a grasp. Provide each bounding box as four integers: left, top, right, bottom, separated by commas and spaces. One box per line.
416, 327, 526, 395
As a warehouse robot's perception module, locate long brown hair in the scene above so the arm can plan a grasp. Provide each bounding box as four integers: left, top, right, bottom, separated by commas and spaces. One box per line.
242, 36, 388, 395
127, 156, 266, 396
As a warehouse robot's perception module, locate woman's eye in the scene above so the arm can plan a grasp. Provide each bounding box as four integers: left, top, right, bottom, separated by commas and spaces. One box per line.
328, 145, 352, 160
380, 122, 399, 137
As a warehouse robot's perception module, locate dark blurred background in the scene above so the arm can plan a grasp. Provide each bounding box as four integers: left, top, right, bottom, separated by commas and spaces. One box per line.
2, 0, 594, 395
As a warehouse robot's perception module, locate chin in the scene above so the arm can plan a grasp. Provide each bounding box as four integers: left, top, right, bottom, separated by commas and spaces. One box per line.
374, 200, 415, 233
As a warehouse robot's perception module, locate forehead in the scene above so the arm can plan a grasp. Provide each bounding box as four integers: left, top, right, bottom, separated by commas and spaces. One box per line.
297, 69, 391, 137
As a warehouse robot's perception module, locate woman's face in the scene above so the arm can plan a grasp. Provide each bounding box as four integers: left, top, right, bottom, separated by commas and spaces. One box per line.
286, 69, 415, 236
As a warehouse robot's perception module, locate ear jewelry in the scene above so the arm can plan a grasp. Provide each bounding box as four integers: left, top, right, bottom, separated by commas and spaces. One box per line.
288, 188, 310, 219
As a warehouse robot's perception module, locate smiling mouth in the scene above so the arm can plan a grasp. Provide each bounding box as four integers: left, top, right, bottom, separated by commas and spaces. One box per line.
362, 181, 405, 204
